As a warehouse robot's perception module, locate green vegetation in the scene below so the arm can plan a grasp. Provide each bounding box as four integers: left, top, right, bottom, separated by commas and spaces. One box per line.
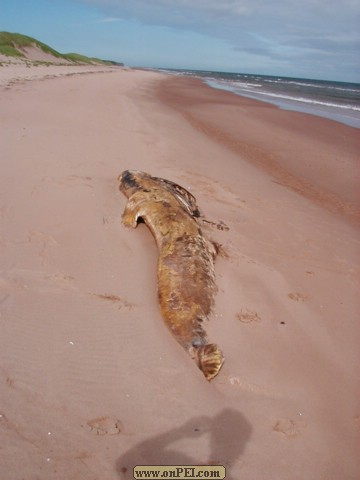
0, 44, 25, 57
64, 53, 117, 65
64, 53, 96, 64
0, 31, 123, 65
0, 31, 63, 58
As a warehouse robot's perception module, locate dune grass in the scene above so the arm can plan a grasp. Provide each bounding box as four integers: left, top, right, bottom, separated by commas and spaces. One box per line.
0, 31, 120, 65
0, 32, 63, 58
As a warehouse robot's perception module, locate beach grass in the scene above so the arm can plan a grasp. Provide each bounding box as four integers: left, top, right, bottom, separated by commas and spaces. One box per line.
0, 31, 63, 58
0, 31, 118, 65
64, 53, 115, 65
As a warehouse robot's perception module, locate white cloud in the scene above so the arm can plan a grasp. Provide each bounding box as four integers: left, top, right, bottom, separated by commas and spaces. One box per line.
78, 0, 360, 79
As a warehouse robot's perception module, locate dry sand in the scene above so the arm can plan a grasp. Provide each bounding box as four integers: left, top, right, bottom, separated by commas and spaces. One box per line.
1, 65, 359, 480
0, 62, 121, 88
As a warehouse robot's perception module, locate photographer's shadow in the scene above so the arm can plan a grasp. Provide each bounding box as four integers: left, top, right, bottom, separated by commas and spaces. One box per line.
116, 408, 251, 479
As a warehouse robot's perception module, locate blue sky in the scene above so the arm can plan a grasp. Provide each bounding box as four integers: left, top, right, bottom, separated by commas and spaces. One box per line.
1, 0, 359, 82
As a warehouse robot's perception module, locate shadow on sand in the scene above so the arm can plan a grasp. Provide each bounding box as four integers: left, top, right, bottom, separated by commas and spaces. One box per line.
116, 408, 251, 479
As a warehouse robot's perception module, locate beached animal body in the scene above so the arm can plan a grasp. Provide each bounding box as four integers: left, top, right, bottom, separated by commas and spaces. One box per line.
118, 170, 224, 380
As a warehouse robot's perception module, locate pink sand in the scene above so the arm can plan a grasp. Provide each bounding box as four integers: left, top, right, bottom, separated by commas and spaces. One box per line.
1, 64, 359, 480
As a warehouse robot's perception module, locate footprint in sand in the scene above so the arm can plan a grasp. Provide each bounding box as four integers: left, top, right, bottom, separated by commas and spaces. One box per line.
288, 292, 308, 302
85, 416, 123, 436
236, 309, 261, 323
273, 418, 306, 437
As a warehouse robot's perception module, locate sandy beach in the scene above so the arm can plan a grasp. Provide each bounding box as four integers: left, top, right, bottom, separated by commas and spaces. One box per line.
1, 65, 359, 479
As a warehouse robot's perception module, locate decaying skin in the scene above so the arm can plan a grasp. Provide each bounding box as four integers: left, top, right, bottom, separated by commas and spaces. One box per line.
118, 170, 224, 380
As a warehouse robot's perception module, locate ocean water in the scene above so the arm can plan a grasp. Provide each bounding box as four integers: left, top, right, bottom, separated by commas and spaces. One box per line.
159, 69, 360, 129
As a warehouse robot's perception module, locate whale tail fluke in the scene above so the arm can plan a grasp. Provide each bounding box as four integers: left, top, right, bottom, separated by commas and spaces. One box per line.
193, 343, 224, 381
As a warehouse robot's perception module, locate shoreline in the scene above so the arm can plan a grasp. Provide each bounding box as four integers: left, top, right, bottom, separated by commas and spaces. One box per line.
204, 78, 360, 129
1, 66, 359, 480
153, 68, 360, 129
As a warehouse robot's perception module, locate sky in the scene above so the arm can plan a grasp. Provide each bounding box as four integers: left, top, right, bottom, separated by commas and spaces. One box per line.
1, 0, 359, 82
